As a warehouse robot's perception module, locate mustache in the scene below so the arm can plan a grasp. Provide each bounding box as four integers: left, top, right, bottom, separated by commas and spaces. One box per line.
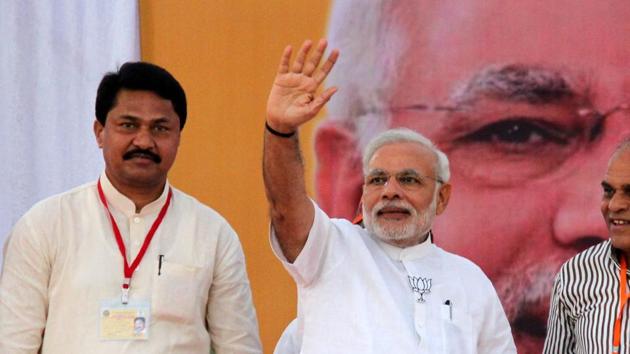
373, 200, 415, 215
123, 149, 161, 163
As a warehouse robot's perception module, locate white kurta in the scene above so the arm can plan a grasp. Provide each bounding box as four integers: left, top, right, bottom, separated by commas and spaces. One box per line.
272, 202, 515, 354
0, 174, 261, 354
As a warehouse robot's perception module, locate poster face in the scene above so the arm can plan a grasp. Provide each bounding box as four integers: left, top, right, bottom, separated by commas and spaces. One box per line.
315, 1, 630, 353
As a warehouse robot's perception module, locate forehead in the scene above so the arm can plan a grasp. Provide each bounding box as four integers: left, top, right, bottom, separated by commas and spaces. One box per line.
368, 142, 436, 174
109, 89, 178, 121
388, 1, 630, 104
606, 148, 630, 185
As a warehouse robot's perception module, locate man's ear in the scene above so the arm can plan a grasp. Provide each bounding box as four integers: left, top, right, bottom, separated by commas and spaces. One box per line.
94, 119, 104, 148
435, 183, 452, 215
314, 121, 364, 220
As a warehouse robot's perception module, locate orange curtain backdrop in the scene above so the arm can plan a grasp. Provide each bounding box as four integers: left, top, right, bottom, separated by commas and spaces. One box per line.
139, 0, 331, 351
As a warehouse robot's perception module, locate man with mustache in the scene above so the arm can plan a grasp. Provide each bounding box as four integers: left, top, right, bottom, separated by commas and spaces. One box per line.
544, 140, 630, 353
264, 39, 515, 353
313, 1, 630, 352
0, 62, 262, 353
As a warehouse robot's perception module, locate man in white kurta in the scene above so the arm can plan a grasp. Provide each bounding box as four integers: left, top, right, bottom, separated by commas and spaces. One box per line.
0, 174, 260, 353
263, 39, 515, 353
271, 202, 514, 353
0, 62, 261, 353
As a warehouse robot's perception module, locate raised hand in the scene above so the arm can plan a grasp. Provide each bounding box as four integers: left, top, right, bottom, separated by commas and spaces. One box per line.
266, 39, 339, 134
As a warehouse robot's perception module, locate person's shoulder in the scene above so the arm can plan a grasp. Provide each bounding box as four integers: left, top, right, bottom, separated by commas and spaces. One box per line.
26, 181, 96, 219
169, 186, 233, 230
435, 245, 486, 274
329, 216, 371, 241
559, 239, 611, 272
9, 181, 96, 240
168, 187, 243, 252
171, 187, 226, 218
312, 200, 368, 238
433, 245, 499, 288
330, 215, 359, 229
433, 246, 499, 301
553, 240, 612, 299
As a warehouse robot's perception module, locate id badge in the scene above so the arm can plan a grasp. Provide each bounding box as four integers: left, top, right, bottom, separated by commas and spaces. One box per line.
100, 299, 151, 340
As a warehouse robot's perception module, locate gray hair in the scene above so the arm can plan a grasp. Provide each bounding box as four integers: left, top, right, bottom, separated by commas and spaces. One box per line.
362, 128, 450, 183
326, 0, 406, 151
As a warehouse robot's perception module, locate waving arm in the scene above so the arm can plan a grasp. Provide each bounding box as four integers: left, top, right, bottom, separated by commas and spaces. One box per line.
263, 39, 338, 262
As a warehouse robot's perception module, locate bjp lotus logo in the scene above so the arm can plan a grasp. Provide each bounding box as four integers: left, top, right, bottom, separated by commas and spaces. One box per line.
408, 276, 432, 303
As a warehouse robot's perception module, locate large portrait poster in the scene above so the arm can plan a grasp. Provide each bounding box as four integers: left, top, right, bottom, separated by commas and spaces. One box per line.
314, 1, 630, 353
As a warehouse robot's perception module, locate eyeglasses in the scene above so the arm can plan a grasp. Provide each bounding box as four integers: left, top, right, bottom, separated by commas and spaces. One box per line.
364, 169, 443, 191
367, 101, 630, 187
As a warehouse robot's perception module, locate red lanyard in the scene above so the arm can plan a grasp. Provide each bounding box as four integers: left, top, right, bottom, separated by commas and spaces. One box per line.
613, 253, 630, 354
97, 179, 172, 304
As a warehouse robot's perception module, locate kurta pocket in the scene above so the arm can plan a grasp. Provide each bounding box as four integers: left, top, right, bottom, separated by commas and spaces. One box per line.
152, 261, 203, 324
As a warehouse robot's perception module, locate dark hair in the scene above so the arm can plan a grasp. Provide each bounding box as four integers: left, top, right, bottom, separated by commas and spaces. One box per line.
95, 62, 187, 129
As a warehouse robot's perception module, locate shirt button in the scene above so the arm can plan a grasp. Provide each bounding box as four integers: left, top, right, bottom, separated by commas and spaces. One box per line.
133, 217, 141, 224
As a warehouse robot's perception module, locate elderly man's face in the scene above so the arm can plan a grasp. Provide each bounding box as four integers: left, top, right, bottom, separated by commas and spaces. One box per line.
601, 147, 630, 254
361, 142, 449, 248
315, 1, 630, 353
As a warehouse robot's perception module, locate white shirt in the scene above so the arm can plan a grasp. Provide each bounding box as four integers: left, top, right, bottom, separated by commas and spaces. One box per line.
271, 202, 515, 354
0, 174, 262, 354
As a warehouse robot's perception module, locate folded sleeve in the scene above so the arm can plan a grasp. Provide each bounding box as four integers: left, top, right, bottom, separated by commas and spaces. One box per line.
269, 200, 335, 287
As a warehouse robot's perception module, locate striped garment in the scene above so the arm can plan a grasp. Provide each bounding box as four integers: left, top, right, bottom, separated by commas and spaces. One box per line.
544, 240, 630, 354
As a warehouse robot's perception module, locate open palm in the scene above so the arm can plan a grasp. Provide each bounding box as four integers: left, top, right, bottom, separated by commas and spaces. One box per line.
266, 39, 339, 134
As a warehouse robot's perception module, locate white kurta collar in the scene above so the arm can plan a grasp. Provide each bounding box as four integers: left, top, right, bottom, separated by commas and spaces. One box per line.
99, 172, 170, 217
376, 232, 435, 261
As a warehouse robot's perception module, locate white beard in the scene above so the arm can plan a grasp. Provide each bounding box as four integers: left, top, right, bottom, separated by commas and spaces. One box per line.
363, 190, 438, 245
